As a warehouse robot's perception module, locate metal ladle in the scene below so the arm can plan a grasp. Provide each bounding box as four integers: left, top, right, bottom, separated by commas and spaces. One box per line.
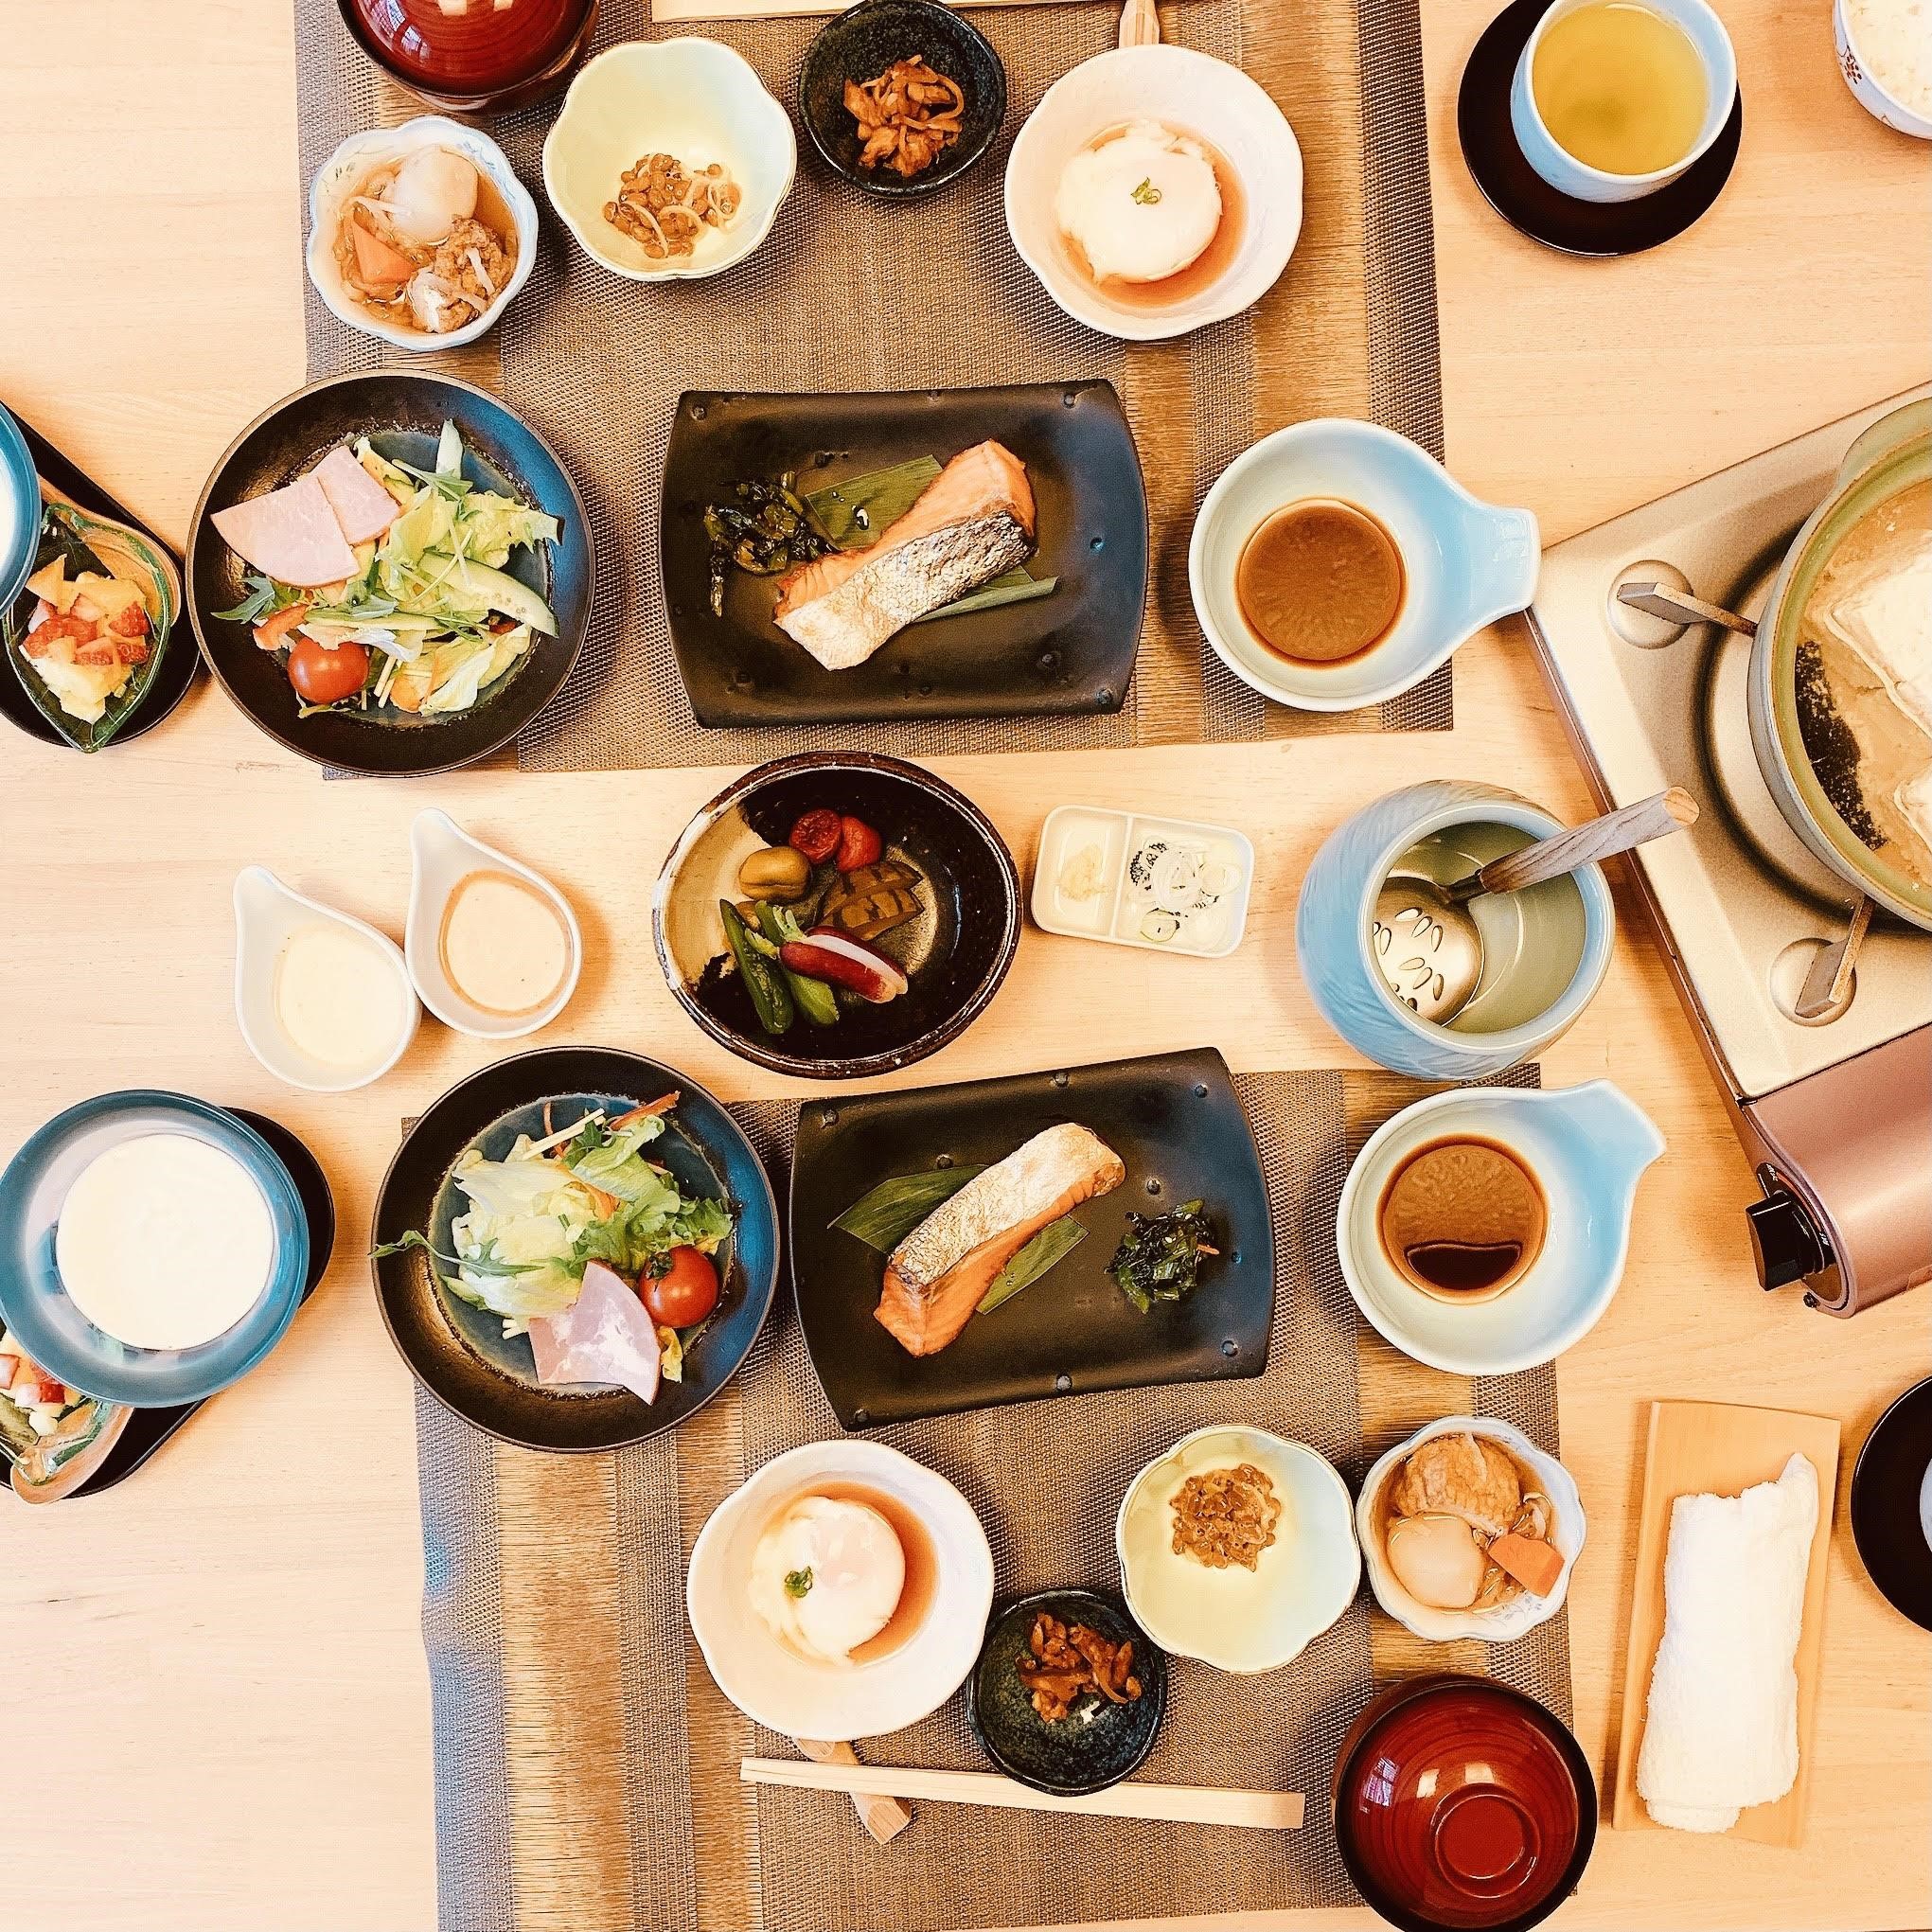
1374, 788, 1700, 1023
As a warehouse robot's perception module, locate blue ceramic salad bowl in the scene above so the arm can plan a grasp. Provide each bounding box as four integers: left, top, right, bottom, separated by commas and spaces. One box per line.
0, 1091, 310, 1407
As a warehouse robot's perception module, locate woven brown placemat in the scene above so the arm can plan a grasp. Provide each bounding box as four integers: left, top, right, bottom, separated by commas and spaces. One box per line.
410, 1064, 1569, 1932
294, 0, 1451, 770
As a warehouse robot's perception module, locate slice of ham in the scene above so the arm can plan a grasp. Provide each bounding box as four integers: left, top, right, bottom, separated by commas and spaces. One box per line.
211, 475, 360, 589
311, 446, 402, 544
525, 1261, 662, 1404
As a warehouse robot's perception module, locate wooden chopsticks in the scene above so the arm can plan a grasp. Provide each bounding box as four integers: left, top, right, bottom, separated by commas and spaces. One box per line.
742, 1758, 1304, 1829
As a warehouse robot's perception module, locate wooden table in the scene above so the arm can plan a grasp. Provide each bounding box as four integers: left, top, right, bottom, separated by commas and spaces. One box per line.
2, 3, 1926, 1928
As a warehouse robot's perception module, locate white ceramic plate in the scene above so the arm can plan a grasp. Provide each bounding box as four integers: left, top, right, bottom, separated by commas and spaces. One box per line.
1355, 1416, 1585, 1644
1115, 1425, 1359, 1673
686, 1440, 994, 1739
542, 40, 796, 283
1004, 46, 1302, 344
306, 116, 538, 353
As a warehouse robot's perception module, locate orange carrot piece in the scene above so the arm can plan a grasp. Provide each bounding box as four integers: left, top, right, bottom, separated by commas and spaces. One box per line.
252, 602, 310, 652
1490, 1532, 1565, 1597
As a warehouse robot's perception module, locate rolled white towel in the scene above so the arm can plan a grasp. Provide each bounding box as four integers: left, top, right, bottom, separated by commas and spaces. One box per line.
1636, 1451, 1819, 1832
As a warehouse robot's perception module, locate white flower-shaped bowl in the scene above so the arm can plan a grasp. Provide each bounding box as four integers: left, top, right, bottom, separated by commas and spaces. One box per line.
1004, 45, 1303, 344
686, 1440, 994, 1740
1115, 1425, 1359, 1674
541, 39, 797, 283
306, 115, 539, 353
1356, 1416, 1585, 1645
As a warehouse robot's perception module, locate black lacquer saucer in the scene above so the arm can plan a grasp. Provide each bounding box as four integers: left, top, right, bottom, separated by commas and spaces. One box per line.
1457, 0, 1744, 257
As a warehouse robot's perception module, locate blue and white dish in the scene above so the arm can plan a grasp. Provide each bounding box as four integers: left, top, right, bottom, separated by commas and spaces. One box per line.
1296, 779, 1615, 1081
0, 1092, 310, 1408
0, 404, 37, 619
1190, 419, 1537, 712
1337, 1081, 1663, 1374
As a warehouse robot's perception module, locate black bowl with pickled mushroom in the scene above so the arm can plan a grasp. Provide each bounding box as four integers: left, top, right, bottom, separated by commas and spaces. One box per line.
799, 0, 1005, 200
652, 751, 1020, 1081
966, 1589, 1167, 1796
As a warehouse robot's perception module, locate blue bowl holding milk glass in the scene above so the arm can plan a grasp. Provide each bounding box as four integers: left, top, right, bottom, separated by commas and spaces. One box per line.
0, 403, 39, 617
1297, 780, 1616, 1081
1510, 0, 1737, 204
1189, 419, 1538, 713
0, 1091, 310, 1406
1337, 1082, 1664, 1374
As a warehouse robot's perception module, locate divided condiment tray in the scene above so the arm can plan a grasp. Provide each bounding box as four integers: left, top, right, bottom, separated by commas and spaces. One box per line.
1032, 805, 1253, 957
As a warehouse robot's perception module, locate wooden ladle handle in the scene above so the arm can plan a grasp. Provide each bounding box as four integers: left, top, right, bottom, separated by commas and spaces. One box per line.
1466, 788, 1698, 899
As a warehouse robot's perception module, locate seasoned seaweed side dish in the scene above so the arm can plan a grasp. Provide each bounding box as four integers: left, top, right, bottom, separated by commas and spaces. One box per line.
3, 500, 176, 751
1108, 1198, 1218, 1313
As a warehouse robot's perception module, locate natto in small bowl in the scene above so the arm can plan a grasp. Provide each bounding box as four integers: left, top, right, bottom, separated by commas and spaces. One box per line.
653, 750, 1021, 1081
799, 0, 1006, 201
966, 1587, 1167, 1796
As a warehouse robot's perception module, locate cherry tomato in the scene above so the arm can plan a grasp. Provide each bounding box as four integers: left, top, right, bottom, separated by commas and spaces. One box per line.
834, 815, 882, 871
286, 635, 371, 704
789, 809, 842, 865
643, 1246, 719, 1327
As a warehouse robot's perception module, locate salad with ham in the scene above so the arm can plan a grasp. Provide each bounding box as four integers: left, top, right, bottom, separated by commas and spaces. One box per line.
376, 1096, 733, 1404
211, 419, 558, 721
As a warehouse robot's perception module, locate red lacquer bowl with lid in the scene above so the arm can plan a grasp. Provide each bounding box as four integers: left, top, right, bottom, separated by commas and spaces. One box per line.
339, 0, 599, 113
1332, 1675, 1597, 1932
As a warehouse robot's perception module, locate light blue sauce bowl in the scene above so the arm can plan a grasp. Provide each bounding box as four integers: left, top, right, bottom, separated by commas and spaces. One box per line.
0, 403, 39, 618
0, 1091, 310, 1407
1297, 780, 1616, 1081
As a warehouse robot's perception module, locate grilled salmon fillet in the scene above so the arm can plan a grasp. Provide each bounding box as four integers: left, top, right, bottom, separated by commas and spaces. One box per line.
875, 1124, 1126, 1356
773, 440, 1037, 671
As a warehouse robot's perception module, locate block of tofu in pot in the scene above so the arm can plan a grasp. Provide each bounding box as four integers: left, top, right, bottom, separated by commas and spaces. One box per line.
1814, 535, 1932, 738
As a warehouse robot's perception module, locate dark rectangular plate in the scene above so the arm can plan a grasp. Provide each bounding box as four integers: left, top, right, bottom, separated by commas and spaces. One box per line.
788, 1048, 1273, 1428
660, 381, 1147, 728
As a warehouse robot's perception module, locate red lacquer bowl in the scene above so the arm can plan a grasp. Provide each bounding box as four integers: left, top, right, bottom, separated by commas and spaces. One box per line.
1332, 1675, 1597, 1932
339, 0, 598, 112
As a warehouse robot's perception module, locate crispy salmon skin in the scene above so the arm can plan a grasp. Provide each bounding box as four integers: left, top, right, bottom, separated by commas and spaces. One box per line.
875, 1123, 1126, 1356
774, 441, 1037, 671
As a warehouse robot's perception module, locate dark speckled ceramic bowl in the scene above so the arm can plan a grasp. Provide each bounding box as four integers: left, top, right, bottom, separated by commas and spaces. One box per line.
798, 0, 1006, 201
966, 1588, 1167, 1796
653, 750, 1020, 1081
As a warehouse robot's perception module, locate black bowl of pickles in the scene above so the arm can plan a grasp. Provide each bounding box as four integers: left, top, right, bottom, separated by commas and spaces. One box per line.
651, 750, 1021, 1080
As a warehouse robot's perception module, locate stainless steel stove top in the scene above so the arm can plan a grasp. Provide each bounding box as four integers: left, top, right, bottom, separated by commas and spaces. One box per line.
1527, 392, 1932, 1105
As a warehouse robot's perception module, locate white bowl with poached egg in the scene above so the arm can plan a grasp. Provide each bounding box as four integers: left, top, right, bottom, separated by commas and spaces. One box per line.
686, 1439, 993, 1739
1004, 46, 1303, 343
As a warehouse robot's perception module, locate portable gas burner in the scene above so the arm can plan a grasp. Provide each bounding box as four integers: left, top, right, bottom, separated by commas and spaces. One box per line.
1527, 391, 1932, 1316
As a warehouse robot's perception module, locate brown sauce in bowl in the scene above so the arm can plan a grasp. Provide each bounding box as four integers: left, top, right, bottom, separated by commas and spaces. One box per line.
1375, 1136, 1546, 1300
1235, 498, 1405, 665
